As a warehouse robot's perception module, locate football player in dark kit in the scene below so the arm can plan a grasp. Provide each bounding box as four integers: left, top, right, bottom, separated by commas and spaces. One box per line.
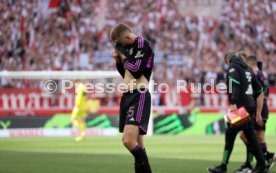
235, 56, 276, 173
208, 53, 268, 173
110, 23, 154, 173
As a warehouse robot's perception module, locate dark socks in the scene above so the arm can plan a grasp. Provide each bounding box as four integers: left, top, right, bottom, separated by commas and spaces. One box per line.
260, 143, 267, 154
131, 144, 152, 173
131, 144, 147, 163
245, 144, 253, 165
260, 143, 268, 160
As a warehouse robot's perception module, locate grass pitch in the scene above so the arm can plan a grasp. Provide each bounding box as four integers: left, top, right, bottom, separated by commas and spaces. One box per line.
0, 136, 275, 173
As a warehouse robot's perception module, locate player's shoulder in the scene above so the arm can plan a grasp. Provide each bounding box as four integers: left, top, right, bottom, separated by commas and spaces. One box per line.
256, 70, 266, 81
136, 36, 145, 48
136, 36, 151, 49
227, 63, 239, 73
257, 70, 264, 77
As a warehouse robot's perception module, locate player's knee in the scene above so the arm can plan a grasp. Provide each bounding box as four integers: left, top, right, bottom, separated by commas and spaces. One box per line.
240, 134, 244, 140
137, 136, 144, 148
240, 133, 247, 143
256, 132, 265, 143
71, 119, 78, 125
122, 135, 136, 149
122, 136, 131, 147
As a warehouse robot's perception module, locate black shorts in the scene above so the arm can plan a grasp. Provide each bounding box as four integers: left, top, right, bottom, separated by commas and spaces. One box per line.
254, 119, 267, 131
119, 89, 151, 135
254, 103, 269, 131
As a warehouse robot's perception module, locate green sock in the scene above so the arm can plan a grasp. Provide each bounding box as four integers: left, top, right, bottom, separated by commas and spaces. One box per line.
246, 145, 253, 165
221, 150, 230, 165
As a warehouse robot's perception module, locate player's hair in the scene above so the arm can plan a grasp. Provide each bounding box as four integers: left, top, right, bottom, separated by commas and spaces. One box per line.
224, 52, 235, 63
238, 51, 248, 59
110, 23, 132, 43
257, 61, 263, 71
246, 55, 257, 65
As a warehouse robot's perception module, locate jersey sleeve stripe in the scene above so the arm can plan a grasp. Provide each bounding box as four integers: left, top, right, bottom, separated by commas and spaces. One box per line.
146, 52, 154, 68
124, 59, 142, 72
138, 38, 141, 48
257, 87, 263, 93
124, 60, 141, 69
228, 76, 240, 84
137, 36, 144, 48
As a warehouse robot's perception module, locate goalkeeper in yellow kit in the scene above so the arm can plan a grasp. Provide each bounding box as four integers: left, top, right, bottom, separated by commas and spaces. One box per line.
71, 82, 100, 141
71, 83, 88, 141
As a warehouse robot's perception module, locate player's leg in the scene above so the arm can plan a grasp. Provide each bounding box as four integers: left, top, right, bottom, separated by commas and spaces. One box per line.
240, 131, 248, 144
71, 117, 79, 128
234, 132, 253, 173
72, 111, 87, 142
240, 132, 254, 166
123, 125, 151, 173
71, 108, 86, 141
221, 127, 239, 165
256, 123, 276, 171
71, 107, 79, 127
259, 103, 276, 169
137, 134, 151, 168
139, 92, 152, 173
240, 131, 254, 166
242, 119, 267, 172
120, 92, 151, 173
137, 135, 144, 149
134, 90, 152, 173
208, 126, 239, 173
122, 124, 140, 149
256, 130, 267, 156
75, 116, 86, 141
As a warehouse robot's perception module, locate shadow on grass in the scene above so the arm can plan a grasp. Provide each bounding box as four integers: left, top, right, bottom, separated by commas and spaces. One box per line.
0, 150, 274, 173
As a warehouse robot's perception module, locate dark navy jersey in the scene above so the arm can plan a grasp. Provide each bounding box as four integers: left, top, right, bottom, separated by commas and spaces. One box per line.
116, 36, 154, 81
226, 57, 263, 112
253, 69, 269, 119
254, 70, 269, 99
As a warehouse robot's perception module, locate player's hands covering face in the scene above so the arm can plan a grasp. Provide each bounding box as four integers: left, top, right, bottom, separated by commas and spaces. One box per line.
115, 44, 131, 59
111, 50, 121, 62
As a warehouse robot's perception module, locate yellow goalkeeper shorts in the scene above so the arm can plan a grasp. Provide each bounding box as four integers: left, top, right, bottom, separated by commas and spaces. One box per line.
72, 107, 87, 119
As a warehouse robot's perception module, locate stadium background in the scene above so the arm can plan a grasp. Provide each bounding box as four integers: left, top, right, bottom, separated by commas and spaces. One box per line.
0, 0, 276, 137
0, 1, 276, 173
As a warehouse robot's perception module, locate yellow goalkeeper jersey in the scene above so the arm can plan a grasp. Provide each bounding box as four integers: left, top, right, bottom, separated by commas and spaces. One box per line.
75, 83, 87, 112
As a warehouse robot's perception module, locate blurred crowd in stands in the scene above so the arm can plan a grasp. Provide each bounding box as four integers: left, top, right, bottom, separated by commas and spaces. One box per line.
0, 0, 276, 89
